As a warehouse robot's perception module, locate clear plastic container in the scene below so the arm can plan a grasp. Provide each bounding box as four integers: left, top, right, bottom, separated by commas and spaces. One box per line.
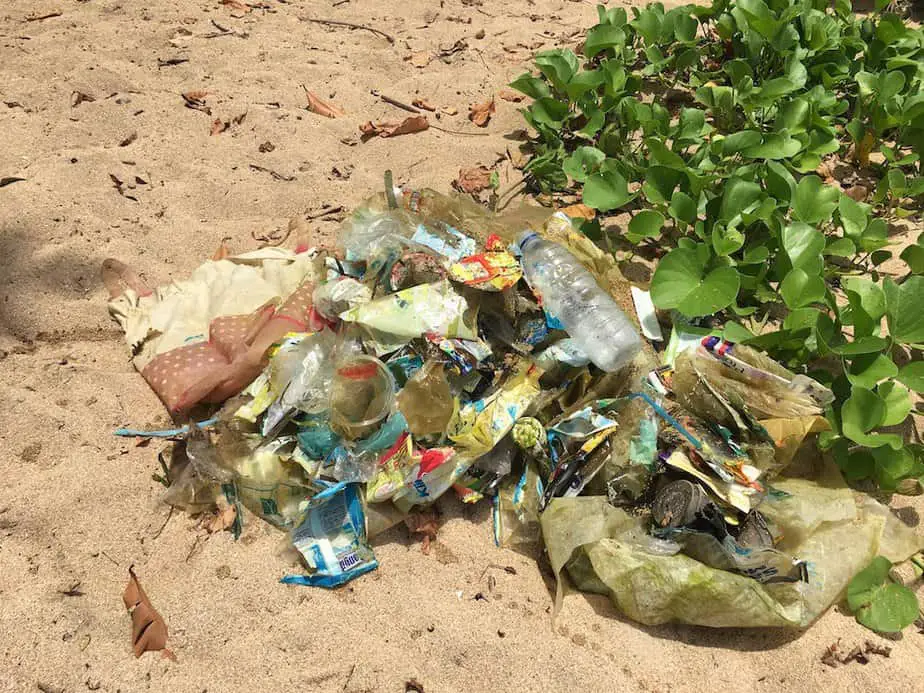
329, 355, 396, 441
519, 232, 641, 372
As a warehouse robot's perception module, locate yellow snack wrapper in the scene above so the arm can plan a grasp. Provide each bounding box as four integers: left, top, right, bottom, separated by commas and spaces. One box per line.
448, 250, 522, 292
448, 360, 543, 457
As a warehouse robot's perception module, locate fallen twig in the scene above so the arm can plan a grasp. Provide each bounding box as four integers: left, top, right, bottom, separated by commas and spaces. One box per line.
430, 124, 490, 137
303, 17, 394, 44
249, 164, 296, 181
251, 225, 292, 247
306, 205, 344, 220
371, 90, 420, 114
152, 507, 174, 540
25, 11, 62, 22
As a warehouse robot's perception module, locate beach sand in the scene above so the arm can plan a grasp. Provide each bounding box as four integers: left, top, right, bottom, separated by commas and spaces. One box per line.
1, 1, 923, 691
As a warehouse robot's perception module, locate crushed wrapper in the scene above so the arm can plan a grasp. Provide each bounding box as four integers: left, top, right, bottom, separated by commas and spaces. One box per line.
282, 482, 378, 588
448, 360, 543, 457
339, 280, 478, 353
448, 249, 522, 291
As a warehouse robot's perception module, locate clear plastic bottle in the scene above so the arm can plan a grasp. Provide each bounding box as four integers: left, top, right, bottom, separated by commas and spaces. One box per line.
518, 232, 641, 372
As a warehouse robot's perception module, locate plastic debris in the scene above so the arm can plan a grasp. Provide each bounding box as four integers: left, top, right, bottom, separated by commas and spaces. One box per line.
282, 482, 378, 588
106, 183, 921, 629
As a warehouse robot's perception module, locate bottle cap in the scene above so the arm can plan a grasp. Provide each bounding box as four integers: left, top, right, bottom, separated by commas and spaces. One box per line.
517, 231, 539, 250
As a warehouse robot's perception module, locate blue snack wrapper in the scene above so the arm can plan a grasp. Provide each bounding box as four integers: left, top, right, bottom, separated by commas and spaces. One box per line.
281, 482, 378, 588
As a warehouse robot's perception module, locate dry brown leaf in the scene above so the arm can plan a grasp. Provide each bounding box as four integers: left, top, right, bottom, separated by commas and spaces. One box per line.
561, 203, 596, 220
210, 118, 228, 135
498, 88, 524, 103
181, 90, 210, 114
122, 566, 174, 660
412, 98, 436, 112
71, 91, 95, 108
405, 508, 439, 555
202, 495, 236, 532
360, 115, 429, 139
844, 184, 869, 202
468, 98, 495, 127
454, 166, 493, 194
441, 106, 458, 116
855, 131, 875, 167
816, 160, 835, 180
303, 89, 344, 118
219, 0, 251, 15
407, 51, 432, 68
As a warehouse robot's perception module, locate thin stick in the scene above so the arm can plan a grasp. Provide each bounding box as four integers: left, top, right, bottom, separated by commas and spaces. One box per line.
306, 204, 344, 220
152, 507, 174, 540
25, 12, 62, 22
371, 90, 419, 114
303, 17, 394, 44
430, 124, 490, 137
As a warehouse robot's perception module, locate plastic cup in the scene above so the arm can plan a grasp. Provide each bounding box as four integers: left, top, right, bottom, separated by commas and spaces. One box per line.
329, 355, 396, 441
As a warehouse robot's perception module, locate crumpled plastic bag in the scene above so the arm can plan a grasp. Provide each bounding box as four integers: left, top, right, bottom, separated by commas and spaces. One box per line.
541, 471, 921, 628
338, 279, 478, 354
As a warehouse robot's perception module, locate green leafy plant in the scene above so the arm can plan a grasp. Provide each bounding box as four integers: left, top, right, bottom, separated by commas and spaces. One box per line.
847, 556, 920, 633
513, 0, 924, 492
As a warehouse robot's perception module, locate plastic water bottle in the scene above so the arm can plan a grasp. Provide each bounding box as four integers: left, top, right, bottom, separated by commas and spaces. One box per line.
518, 232, 641, 372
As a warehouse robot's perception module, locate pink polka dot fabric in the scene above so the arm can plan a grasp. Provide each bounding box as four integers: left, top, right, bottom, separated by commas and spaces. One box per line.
141, 342, 229, 413
140, 279, 317, 415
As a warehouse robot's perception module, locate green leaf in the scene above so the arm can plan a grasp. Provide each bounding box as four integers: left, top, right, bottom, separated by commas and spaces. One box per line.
642, 166, 682, 204
847, 353, 898, 389
722, 131, 762, 155
631, 8, 663, 45
775, 98, 810, 134
576, 108, 605, 139
841, 387, 885, 441
562, 146, 605, 183
584, 24, 626, 57
783, 222, 825, 274
838, 194, 870, 240
885, 277, 924, 344
780, 268, 826, 308
842, 450, 875, 482
896, 362, 924, 393
534, 50, 579, 92
627, 210, 665, 242
509, 73, 551, 100
842, 278, 886, 320
676, 108, 709, 141
673, 12, 697, 42
792, 175, 839, 224
830, 336, 890, 356
824, 237, 856, 256
877, 381, 912, 426
526, 98, 570, 128
847, 556, 919, 633
742, 133, 803, 160
669, 190, 697, 225
899, 235, 924, 274
764, 161, 796, 204
565, 69, 605, 101
583, 169, 631, 212
650, 247, 740, 317
872, 446, 915, 491
720, 177, 762, 222
712, 224, 745, 257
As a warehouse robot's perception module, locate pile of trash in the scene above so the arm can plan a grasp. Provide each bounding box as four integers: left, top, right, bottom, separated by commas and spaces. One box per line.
106, 185, 921, 628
